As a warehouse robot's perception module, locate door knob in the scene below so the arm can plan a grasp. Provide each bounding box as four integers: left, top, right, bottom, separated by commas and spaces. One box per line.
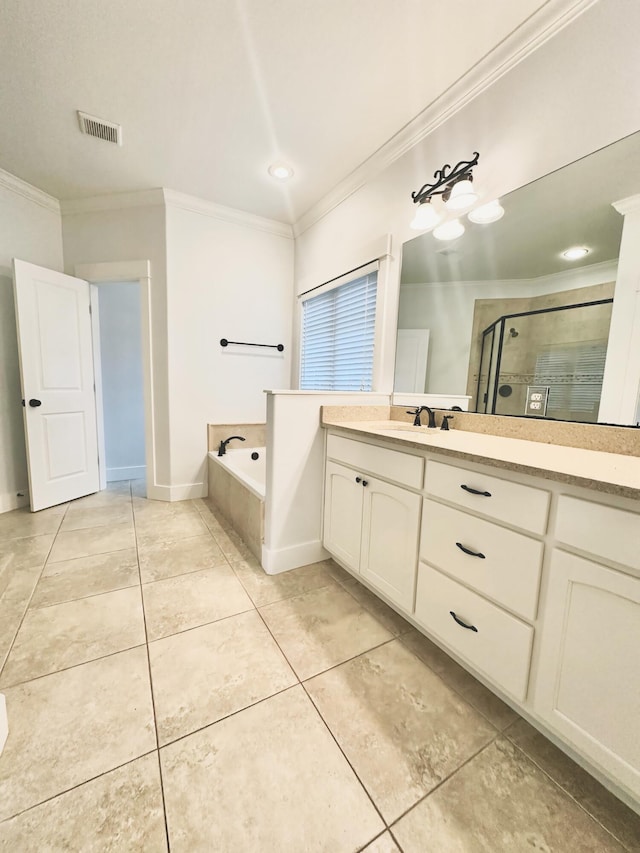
28, 399, 42, 407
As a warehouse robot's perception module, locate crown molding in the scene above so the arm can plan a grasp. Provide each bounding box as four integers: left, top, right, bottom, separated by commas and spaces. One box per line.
292, 0, 598, 238
612, 194, 640, 216
401, 258, 618, 290
60, 189, 166, 215
162, 189, 293, 239
0, 168, 60, 213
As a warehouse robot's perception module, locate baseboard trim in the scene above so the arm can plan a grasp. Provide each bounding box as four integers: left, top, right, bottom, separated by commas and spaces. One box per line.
261, 539, 330, 575
0, 694, 7, 757
147, 482, 207, 502
106, 465, 146, 482
0, 491, 30, 514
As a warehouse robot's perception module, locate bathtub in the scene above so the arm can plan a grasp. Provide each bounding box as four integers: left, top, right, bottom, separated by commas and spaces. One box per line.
206, 447, 266, 560
210, 447, 266, 499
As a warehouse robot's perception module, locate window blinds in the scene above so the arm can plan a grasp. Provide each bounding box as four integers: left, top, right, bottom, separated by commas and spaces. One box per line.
300, 271, 378, 391
534, 342, 608, 415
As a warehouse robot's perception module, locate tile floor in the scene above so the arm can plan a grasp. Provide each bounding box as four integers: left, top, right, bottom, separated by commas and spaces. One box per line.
0, 482, 639, 851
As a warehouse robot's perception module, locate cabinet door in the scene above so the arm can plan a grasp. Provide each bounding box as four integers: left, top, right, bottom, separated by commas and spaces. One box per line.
535, 549, 640, 801
323, 461, 364, 572
360, 477, 421, 611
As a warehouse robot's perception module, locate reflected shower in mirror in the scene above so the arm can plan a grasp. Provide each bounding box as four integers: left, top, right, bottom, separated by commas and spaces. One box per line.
395, 130, 640, 423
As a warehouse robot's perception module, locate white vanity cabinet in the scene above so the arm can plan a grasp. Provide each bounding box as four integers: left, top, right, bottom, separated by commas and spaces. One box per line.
322, 425, 640, 811
323, 435, 423, 611
534, 497, 640, 802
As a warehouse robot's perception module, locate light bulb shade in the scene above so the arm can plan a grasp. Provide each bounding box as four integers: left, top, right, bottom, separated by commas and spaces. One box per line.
410, 201, 441, 230
433, 219, 465, 241
468, 199, 504, 224
445, 179, 478, 210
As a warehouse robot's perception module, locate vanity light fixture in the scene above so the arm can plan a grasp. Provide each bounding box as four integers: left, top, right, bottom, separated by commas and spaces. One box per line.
562, 246, 589, 261
268, 163, 294, 180
468, 199, 505, 224
411, 152, 480, 220
410, 198, 442, 231
445, 178, 478, 210
433, 218, 465, 241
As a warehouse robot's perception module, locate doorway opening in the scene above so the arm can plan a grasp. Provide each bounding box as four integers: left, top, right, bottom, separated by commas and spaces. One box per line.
90, 281, 146, 491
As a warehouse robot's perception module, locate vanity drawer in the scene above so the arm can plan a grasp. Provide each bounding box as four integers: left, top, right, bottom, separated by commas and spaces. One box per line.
420, 499, 543, 621
326, 433, 423, 489
555, 495, 640, 571
424, 459, 550, 534
415, 563, 533, 701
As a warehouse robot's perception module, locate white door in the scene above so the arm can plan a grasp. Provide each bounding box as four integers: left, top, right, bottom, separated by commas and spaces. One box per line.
13, 260, 100, 511
394, 329, 430, 392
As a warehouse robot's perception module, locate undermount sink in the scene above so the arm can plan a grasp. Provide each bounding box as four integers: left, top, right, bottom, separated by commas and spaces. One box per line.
374, 428, 449, 440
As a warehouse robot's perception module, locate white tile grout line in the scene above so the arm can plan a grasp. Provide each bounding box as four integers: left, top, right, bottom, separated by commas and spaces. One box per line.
129, 482, 172, 852
504, 733, 637, 853
0, 749, 160, 827
0, 503, 70, 681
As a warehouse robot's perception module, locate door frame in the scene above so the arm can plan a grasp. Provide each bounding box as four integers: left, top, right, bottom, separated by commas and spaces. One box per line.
75, 261, 156, 498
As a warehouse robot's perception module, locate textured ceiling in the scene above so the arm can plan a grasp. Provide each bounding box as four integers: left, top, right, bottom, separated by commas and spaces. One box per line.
0, 0, 547, 222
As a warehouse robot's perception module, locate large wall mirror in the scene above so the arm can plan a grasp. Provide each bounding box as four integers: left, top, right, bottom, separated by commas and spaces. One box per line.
395, 131, 640, 425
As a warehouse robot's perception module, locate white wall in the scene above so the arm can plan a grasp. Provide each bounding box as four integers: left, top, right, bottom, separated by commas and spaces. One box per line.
263, 391, 391, 574
97, 283, 146, 481
398, 263, 618, 396
293, 1, 640, 402
61, 197, 171, 489
600, 198, 640, 424
0, 173, 63, 512
165, 198, 294, 496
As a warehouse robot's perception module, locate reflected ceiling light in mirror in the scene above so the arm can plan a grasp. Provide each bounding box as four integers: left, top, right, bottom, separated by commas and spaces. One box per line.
268, 163, 294, 180
433, 219, 465, 241
410, 199, 441, 230
411, 152, 479, 225
468, 199, 505, 224
562, 246, 590, 260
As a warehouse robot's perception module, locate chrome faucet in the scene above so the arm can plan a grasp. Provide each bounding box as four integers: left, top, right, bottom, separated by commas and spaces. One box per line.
406, 406, 437, 428
217, 435, 245, 457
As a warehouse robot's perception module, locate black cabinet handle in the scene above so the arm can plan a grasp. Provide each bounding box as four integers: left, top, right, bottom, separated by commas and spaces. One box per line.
461, 484, 491, 497
455, 542, 486, 559
28, 399, 42, 408
355, 477, 362, 483
362, 480, 369, 487
450, 611, 478, 632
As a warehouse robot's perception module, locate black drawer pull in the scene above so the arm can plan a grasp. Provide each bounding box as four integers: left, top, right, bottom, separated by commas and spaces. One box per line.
461, 484, 491, 497
355, 477, 362, 483
450, 611, 478, 632
456, 542, 486, 559
362, 480, 369, 487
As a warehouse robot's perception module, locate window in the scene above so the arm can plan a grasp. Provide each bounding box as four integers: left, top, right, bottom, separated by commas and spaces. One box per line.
300, 270, 377, 390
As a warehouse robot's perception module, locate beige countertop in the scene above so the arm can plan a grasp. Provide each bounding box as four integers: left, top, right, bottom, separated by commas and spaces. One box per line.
322, 418, 640, 500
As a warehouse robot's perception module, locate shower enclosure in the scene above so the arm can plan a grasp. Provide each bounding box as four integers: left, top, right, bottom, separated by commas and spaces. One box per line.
475, 298, 614, 423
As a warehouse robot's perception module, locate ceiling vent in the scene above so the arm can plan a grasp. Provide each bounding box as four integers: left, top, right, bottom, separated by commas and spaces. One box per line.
77, 111, 122, 145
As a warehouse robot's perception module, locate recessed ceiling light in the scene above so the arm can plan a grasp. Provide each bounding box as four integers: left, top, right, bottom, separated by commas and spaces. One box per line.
268, 163, 294, 181
562, 246, 589, 261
